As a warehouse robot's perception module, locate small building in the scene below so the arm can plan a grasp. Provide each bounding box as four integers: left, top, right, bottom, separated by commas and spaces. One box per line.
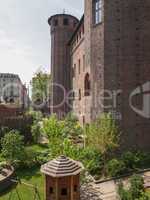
41, 155, 84, 200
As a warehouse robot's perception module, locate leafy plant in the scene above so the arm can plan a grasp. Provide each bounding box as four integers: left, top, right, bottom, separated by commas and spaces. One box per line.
106, 158, 126, 177
42, 114, 65, 140
1, 130, 25, 164
31, 122, 41, 143
118, 174, 146, 200
63, 113, 83, 138
85, 113, 120, 173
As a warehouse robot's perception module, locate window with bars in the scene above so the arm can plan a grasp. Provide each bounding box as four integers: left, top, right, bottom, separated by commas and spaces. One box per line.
94, 0, 102, 24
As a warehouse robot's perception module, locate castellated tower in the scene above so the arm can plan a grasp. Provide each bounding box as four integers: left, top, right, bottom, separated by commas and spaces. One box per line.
48, 14, 79, 117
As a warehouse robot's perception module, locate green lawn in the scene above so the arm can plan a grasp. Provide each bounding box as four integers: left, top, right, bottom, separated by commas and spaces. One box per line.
0, 144, 48, 200
0, 167, 45, 200
25, 144, 49, 152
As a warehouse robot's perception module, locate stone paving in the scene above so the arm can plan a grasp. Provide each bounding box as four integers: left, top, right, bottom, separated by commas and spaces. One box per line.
81, 181, 119, 200
81, 171, 150, 200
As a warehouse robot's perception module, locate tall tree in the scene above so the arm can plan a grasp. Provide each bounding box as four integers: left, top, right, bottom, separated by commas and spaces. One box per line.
31, 68, 51, 109
85, 113, 120, 170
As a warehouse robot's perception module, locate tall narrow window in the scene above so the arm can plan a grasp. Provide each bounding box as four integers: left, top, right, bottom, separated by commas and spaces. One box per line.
78, 59, 81, 74
94, 0, 102, 24
53, 19, 58, 26
63, 18, 69, 25
84, 73, 91, 96
73, 64, 76, 77
83, 55, 85, 71
79, 89, 81, 100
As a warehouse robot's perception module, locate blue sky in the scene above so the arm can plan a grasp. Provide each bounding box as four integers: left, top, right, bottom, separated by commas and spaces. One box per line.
0, 0, 84, 85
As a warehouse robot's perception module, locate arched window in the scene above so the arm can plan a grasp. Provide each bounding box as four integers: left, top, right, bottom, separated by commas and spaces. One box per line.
84, 73, 91, 96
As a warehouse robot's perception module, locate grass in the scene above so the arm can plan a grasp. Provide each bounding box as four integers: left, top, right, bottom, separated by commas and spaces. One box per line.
25, 144, 49, 152
0, 167, 45, 200
0, 144, 49, 200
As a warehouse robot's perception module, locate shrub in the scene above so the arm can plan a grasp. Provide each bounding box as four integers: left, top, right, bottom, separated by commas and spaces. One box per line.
31, 122, 41, 143
42, 115, 65, 140
118, 182, 132, 200
1, 130, 25, 164
0, 127, 10, 141
106, 158, 126, 177
129, 174, 144, 199
63, 113, 83, 137
79, 147, 103, 176
85, 113, 120, 173
118, 174, 146, 200
122, 151, 150, 171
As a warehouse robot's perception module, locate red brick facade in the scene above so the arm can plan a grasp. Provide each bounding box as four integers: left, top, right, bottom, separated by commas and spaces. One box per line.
48, 14, 79, 118
49, 0, 150, 151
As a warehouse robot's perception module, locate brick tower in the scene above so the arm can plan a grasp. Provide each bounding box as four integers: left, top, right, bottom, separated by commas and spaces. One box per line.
41, 155, 83, 200
48, 14, 79, 118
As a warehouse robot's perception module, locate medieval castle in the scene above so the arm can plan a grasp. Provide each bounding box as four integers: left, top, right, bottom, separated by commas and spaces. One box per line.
48, 0, 150, 151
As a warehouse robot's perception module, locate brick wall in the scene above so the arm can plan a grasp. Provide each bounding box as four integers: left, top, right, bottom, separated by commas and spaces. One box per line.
49, 14, 79, 117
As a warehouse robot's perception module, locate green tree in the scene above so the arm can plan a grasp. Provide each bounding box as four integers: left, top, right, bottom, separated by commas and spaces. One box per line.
1, 130, 25, 164
118, 175, 147, 200
31, 69, 51, 108
86, 113, 120, 170
63, 113, 83, 138
41, 115, 65, 156
29, 110, 43, 143
42, 115, 65, 140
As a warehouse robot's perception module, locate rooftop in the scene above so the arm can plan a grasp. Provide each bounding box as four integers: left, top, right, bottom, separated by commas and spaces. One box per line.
41, 155, 84, 178
48, 14, 79, 26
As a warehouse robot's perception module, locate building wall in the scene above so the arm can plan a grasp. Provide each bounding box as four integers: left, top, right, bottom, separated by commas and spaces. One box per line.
50, 0, 150, 151
0, 73, 21, 103
82, 0, 150, 151
104, 0, 150, 150
0, 73, 27, 109
71, 19, 91, 125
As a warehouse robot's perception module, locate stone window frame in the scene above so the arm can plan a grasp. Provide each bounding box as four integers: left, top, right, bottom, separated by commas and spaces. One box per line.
93, 0, 103, 25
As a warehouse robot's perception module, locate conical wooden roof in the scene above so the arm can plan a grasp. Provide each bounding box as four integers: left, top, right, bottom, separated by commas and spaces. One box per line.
41, 155, 84, 177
